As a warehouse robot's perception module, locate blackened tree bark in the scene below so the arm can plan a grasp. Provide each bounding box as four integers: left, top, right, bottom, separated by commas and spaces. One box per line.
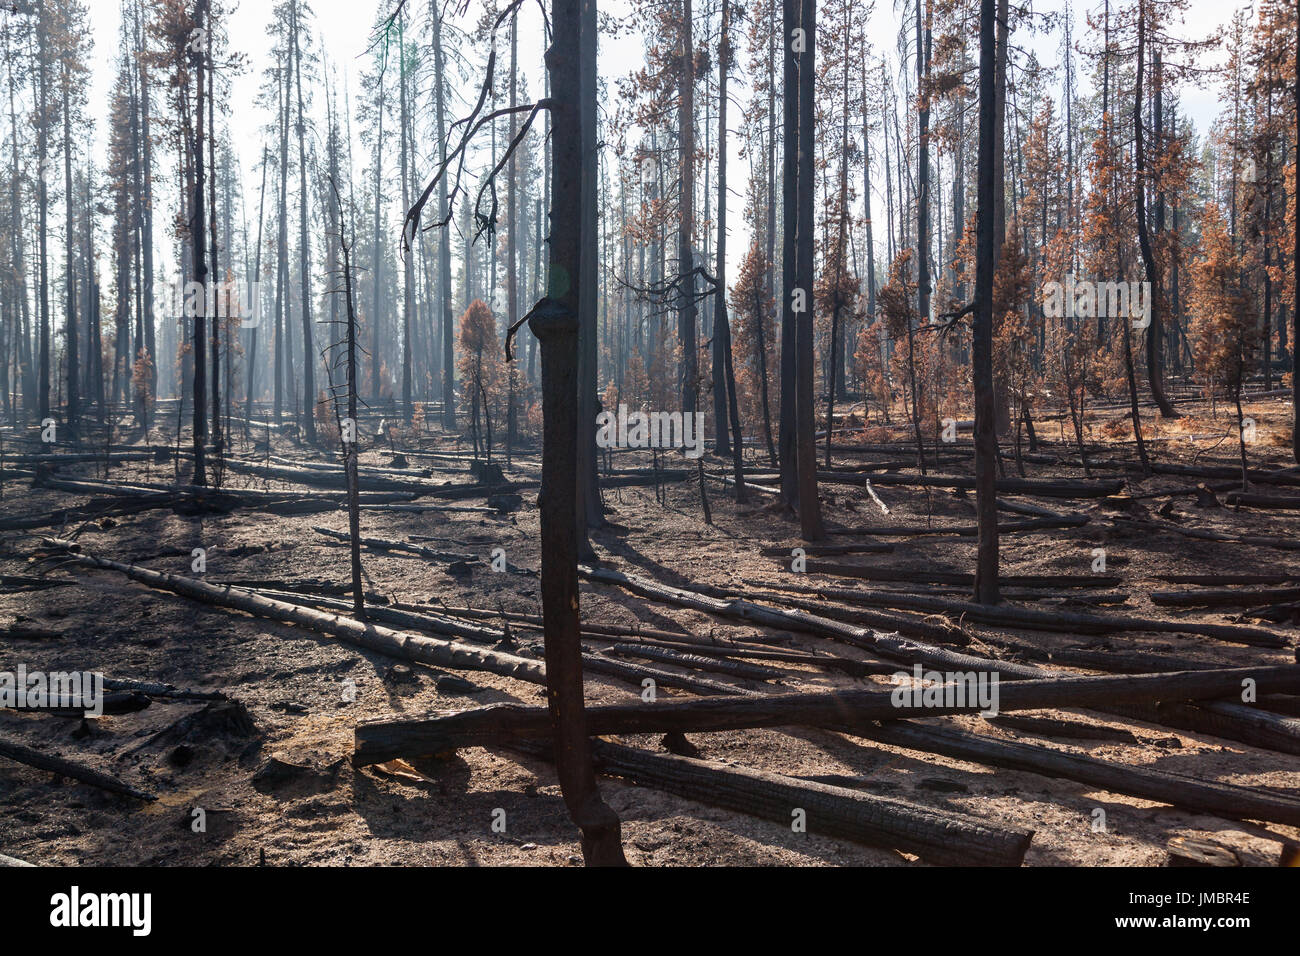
399, 9, 414, 415
715, 0, 745, 499
36, 1, 50, 424
1135, 3, 1177, 419
330, 172, 364, 619
137, 1, 156, 402
191, 0, 209, 486
530, 0, 626, 866
679, 0, 698, 421
60, 33, 78, 443
795, 0, 824, 540
577, 0, 603, 552
246, 145, 268, 437
991, 0, 1010, 436
916, 0, 931, 327
369, 66, 383, 404
432, 5, 454, 428
291, 0, 316, 443
972, 0, 998, 603
275, 59, 289, 424
507, 16, 519, 464
778, 0, 798, 507
207, 27, 222, 465
861, 58, 876, 346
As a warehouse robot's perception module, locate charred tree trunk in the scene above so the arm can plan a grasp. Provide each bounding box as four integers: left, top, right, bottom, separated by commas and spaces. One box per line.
1135, 8, 1176, 419
715, 0, 745, 500
576, 0, 603, 551
246, 146, 268, 435
678, 0, 698, 426
532, 0, 626, 866
60, 48, 78, 443
971, 0, 999, 603
370, 68, 384, 404
35, 5, 49, 424
399, 11, 414, 415
291, 0, 315, 443
778, 0, 798, 507
190, 0, 209, 486
795, 0, 824, 540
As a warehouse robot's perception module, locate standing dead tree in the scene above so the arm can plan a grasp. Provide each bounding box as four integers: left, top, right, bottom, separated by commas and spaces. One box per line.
396, 0, 626, 866
971, 0, 999, 603
325, 153, 365, 617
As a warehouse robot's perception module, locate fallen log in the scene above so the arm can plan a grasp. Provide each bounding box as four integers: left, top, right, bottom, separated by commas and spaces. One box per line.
58, 546, 546, 685
707, 473, 781, 497
578, 739, 1033, 866
1154, 572, 1299, 586
763, 576, 1290, 648
416, 602, 704, 644
357, 502, 499, 514
1106, 698, 1300, 756
605, 642, 786, 681
1150, 586, 1300, 608
267, 455, 436, 479
970, 632, 1215, 675
0, 737, 155, 801
825, 516, 1090, 539
581, 565, 1300, 754
220, 457, 536, 498
852, 719, 1300, 828
352, 665, 1299, 765
700, 584, 970, 646
770, 568, 1121, 589
211, 585, 750, 698
982, 714, 1141, 743
814, 471, 1125, 499
258, 585, 765, 658
995, 497, 1074, 519
889, 585, 1130, 606
32, 475, 416, 507
580, 652, 760, 697
1121, 517, 1300, 553
862, 480, 891, 514
312, 527, 478, 564
7, 451, 157, 465
1225, 492, 1300, 510
602, 636, 893, 677
250, 588, 512, 644
101, 677, 227, 702
1079, 459, 1300, 487
761, 542, 894, 557
1, 691, 151, 717
0, 498, 176, 532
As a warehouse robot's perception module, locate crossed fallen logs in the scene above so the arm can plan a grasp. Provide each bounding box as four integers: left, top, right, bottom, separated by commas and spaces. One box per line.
39, 542, 1300, 867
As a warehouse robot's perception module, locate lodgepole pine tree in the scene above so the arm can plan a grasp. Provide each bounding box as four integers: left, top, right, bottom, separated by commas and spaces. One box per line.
529, 0, 626, 866
972, 0, 999, 604
794, 0, 824, 540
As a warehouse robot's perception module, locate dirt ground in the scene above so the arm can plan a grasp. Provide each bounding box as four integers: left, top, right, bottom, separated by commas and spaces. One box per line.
1, 395, 1298, 867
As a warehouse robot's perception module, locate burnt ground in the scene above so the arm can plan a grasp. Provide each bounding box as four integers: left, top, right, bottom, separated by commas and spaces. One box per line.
1, 395, 1298, 867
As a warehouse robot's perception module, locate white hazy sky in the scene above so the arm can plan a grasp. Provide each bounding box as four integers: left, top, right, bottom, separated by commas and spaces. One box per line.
78, 0, 1244, 283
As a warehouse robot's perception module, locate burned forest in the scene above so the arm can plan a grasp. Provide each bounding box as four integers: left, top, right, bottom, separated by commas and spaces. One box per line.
2, 0, 1300, 895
